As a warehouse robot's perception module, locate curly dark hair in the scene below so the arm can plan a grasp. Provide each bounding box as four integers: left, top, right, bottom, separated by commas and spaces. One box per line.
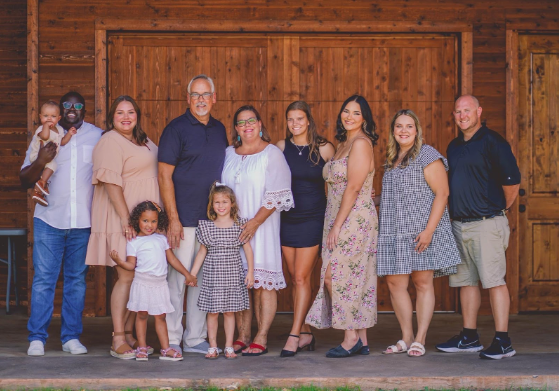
129, 201, 169, 234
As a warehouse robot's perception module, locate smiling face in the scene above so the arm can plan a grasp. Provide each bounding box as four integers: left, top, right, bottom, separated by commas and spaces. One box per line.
235, 110, 262, 143
187, 78, 216, 118
393, 114, 418, 150
212, 193, 232, 219
454, 96, 483, 134
138, 210, 158, 236
340, 101, 364, 132
112, 101, 137, 135
287, 109, 310, 138
61, 94, 85, 125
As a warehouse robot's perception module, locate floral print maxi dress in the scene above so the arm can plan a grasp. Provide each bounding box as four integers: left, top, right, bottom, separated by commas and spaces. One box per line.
306, 155, 378, 330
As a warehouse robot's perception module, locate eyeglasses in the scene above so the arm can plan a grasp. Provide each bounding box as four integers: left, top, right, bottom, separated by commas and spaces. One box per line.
236, 118, 258, 128
62, 102, 84, 110
189, 92, 213, 100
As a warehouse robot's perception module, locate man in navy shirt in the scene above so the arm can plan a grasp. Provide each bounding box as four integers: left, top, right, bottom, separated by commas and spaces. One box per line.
158, 74, 228, 354
436, 95, 520, 360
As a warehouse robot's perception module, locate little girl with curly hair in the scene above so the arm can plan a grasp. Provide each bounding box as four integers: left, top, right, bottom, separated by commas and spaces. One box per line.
110, 201, 197, 361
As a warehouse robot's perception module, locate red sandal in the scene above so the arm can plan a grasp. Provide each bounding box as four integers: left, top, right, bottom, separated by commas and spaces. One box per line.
233, 340, 248, 354
241, 343, 268, 356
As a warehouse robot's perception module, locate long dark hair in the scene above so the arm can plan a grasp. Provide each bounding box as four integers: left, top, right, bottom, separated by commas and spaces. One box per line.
231, 105, 271, 148
335, 95, 379, 146
107, 95, 148, 146
285, 101, 331, 165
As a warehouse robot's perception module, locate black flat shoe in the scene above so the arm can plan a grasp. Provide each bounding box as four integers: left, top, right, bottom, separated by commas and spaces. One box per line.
297, 332, 316, 352
326, 338, 363, 358
280, 334, 299, 358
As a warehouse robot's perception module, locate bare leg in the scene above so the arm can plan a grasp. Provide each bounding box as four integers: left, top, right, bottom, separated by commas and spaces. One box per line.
41, 167, 54, 183
224, 312, 236, 347
135, 311, 148, 347
385, 274, 414, 351
460, 286, 481, 329
111, 266, 135, 351
155, 314, 181, 358
358, 329, 368, 346
234, 290, 252, 351
245, 288, 277, 353
282, 245, 319, 352
411, 270, 435, 353
489, 284, 510, 332
341, 329, 360, 350
206, 313, 219, 348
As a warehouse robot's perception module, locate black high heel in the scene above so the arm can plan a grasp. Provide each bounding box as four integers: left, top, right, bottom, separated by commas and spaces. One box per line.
297, 331, 316, 352
280, 334, 299, 357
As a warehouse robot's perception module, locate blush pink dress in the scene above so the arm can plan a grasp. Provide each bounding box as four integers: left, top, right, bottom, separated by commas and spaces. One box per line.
85, 130, 161, 267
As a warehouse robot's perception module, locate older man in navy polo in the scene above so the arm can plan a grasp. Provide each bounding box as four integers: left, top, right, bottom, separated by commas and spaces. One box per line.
436, 95, 520, 360
158, 74, 229, 354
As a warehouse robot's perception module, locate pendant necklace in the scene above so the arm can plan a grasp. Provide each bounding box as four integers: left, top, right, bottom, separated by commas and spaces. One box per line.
290, 138, 308, 156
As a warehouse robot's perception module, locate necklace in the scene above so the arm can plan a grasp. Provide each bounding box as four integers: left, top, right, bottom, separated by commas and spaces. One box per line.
290, 138, 308, 156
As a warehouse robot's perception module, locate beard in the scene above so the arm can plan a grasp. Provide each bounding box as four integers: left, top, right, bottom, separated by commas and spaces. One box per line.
193, 104, 209, 117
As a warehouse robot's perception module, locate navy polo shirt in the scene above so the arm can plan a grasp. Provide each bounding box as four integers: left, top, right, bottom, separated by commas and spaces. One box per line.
447, 125, 520, 219
158, 109, 228, 227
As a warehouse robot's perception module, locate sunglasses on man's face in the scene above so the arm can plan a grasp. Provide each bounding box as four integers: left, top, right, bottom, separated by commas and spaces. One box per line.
236, 117, 258, 128
62, 102, 84, 110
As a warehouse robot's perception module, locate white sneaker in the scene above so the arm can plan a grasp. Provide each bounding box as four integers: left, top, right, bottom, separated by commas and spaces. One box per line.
62, 339, 88, 355
28, 340, 45, 356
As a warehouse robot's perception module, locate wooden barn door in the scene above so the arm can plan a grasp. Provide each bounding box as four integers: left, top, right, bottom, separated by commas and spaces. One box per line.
518, 34, 559, 311
107, 32, 458, 312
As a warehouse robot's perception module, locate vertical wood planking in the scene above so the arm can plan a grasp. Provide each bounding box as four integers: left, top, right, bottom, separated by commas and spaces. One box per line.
461, 31, 473, 95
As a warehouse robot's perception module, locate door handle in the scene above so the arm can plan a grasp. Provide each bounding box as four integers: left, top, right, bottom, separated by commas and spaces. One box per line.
519, 189, 526, 196
519, 204, 526, 213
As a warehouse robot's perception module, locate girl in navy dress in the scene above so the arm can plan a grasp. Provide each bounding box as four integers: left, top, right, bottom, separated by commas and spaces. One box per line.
276, 101, 335, 357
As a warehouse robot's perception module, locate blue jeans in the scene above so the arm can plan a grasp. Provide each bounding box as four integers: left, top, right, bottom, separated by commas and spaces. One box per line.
28, 218, 90, 344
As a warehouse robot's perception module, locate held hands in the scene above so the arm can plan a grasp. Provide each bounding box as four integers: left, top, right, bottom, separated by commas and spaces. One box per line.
326, 224, 341, 251
167, 218, 184, 249
184, 273, 197, 287
244, 272, 255, 289
121, 217, 136, 241
414, 229, 434, 253
239, 218, 260, 243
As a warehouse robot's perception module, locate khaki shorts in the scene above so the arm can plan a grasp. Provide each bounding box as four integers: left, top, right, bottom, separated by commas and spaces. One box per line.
449, 215, 510, 289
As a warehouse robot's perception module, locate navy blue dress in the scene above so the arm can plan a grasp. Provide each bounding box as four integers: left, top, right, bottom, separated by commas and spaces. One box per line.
280, 139, 327, 248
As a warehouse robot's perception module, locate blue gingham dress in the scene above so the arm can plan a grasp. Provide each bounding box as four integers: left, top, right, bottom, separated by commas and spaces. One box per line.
377, 145, 460, 277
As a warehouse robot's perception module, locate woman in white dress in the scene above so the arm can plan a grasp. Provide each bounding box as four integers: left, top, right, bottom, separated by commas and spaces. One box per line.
222, 105, 294, 356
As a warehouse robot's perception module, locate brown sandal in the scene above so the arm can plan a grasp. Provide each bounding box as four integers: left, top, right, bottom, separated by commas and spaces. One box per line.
110, 331, 135, 360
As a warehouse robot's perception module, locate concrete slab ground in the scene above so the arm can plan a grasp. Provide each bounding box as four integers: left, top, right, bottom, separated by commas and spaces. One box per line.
0, 311, 558, 390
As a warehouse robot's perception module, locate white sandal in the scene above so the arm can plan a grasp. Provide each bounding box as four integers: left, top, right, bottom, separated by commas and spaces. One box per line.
224, 346, 237, 359
407, 342, 426, 357
383, 340, 408, 354
205, 347, 219, 359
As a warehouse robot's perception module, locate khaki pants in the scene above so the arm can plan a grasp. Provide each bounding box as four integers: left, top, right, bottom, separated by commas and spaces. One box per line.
450, 215, 510, 289
165, 227, 207, 347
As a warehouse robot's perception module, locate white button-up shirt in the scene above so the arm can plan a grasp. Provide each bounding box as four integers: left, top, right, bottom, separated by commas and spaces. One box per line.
22, 121, 103, 229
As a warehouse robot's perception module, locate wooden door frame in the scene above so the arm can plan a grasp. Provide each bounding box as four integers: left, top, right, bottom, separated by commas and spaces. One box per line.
506, 25, 559, 313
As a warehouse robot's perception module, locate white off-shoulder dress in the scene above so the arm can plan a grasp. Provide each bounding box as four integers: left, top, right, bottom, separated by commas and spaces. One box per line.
221, 144, 294, 290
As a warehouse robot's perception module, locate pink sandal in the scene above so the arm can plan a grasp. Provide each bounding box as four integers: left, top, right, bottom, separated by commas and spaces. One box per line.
136, 346, 148, 361
159, 347, 183, 361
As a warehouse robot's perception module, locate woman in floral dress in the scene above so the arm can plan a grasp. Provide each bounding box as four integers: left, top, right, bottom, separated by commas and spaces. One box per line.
306, 95, 378, 358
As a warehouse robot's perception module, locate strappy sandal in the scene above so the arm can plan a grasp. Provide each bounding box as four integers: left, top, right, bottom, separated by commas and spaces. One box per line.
224, 347, 237, 359
407, 342, 426, 357
125, 331, 154, 355
110, 331, 135, 360
159, 347, 183, 361
136, 346, 149, 361
241, 342, 268, 356
205, 347, 219, 359
233, 340, 248, 354
280, 334, 299, 357
383, 340, 408, 354
298, 331, 316, 352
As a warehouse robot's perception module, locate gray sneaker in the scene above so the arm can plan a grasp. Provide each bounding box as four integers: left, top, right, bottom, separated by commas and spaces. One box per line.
183, 341, 222, 354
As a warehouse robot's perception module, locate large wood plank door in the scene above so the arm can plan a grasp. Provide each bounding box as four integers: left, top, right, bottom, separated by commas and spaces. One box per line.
107, 32, 458, 312
518, 34, 559, 311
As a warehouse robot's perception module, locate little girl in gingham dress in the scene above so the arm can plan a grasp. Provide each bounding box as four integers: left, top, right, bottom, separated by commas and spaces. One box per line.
190, 182, 255, 359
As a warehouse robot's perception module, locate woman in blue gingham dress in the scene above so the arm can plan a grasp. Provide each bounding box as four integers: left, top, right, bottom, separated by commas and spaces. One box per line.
377, 109, 460, 357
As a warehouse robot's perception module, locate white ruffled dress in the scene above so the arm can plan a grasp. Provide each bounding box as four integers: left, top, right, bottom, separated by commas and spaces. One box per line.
221, 144, 294, 290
